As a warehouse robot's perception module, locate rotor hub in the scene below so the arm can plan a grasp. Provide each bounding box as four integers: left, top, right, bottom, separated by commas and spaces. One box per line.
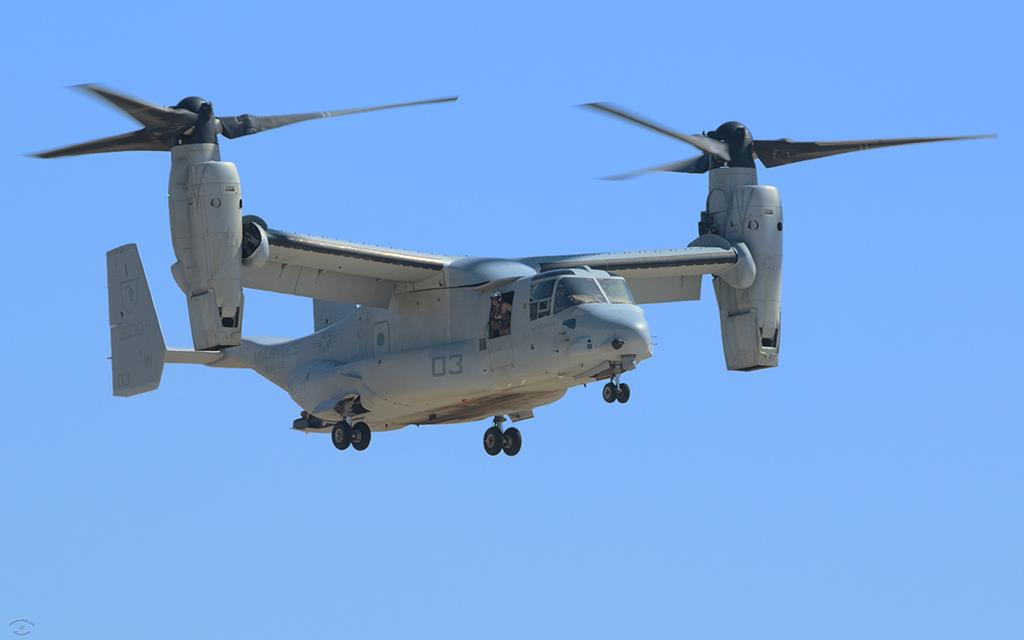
174, 96, 210, 113
175, 97, 217, 146
709, 121, 755, 168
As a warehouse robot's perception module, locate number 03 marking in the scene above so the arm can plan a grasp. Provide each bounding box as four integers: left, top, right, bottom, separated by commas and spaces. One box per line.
432, 354, 463, 377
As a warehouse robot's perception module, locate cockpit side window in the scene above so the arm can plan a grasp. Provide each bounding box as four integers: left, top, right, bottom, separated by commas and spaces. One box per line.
553, 277, 607, 315
529, 279, 555, 320
597, 278, 635, 305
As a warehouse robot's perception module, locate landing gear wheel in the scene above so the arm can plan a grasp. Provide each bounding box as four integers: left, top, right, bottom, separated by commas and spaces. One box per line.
602, 382, 618, 403
483, 426, 504, 456
331, 422, 351, 450
350, 422, 371, 451
502, 427, 522, 456
616, 383, 631, 404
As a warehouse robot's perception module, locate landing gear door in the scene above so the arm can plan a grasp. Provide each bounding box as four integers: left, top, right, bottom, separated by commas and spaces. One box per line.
372, 321, 390, 357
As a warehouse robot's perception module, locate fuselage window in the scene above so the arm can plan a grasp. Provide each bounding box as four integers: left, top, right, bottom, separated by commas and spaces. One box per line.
529, 279, 555, 320
597, 278, 635, 305
553, 277, 607, 315
488, 291, 514, 338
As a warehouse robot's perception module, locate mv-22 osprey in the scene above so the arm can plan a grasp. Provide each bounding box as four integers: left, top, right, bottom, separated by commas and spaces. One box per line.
36, 85, 993, 456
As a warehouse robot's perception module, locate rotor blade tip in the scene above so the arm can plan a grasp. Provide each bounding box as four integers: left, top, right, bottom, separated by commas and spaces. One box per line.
599, 171, 641, 181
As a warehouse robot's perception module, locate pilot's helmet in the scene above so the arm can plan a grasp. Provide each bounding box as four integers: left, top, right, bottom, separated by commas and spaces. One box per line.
490, 291, 502, 301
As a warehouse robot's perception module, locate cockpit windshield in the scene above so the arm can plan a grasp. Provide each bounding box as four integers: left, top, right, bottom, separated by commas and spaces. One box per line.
529, 274, 637, 318
597, 278, 635, 305
553, 277, 607, 314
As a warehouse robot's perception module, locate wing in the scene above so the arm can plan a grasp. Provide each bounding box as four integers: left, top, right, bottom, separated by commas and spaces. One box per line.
520, 237, 752, 303
244, 226, 749, 306
242, 227, 456, 307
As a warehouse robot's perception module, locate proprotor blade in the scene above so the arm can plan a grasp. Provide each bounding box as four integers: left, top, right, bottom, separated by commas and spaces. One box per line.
33, 85, 200, 158
753, 134, 997, 168
602, 155, 711, 180
74, 84, 197, 129
581, 103, 731, 162
218, 96, 459, 139
33, 128, 168, 158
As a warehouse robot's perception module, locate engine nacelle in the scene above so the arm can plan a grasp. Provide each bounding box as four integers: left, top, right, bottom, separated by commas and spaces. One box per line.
185, 161, 244, 350
241, 216, 270, 270
708, 173, 783, 371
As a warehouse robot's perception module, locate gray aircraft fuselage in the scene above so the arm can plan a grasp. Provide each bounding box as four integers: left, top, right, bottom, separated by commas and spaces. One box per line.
220, 268, 653, 430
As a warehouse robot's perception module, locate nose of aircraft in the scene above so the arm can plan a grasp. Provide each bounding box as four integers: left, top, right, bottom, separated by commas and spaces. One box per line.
577, 304, 653, 360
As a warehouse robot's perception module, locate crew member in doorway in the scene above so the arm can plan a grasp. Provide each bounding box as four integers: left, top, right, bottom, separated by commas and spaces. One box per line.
489, 291, 504, 338
499, 295, 512, 336
489, 291, 513, 338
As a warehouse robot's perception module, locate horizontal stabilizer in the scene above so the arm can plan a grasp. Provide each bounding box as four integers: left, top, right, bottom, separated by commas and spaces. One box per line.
166, 349, 223, 365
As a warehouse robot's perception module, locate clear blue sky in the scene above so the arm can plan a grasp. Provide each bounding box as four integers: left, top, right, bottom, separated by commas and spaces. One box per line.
2, 1, 1020, 638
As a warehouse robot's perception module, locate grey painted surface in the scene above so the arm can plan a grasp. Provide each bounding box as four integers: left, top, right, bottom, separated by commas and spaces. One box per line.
110, 150, 773, 434
107, 244, 166, 397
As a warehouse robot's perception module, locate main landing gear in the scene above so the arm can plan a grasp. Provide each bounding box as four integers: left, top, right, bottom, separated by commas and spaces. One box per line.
602, 372, 631, 404
332, 420, 372, 452
483, 416, 521, 457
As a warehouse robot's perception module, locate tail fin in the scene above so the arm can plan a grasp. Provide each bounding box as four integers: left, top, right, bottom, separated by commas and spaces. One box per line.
107, 244, 167, 396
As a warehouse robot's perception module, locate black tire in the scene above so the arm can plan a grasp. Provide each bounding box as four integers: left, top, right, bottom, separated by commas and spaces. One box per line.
602, 382, 618, 403
616, 383, 631, 404
502, 427, 522, 456
331, 422, 351, 450
483, 426, 504, 456
351, 422, 371, 451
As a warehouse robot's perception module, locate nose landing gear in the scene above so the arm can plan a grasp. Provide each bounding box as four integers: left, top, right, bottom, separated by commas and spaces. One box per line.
483, 416, 522, 456
602, 371, 631, 404
615, 383, 630, 403
602, 382, 617, 403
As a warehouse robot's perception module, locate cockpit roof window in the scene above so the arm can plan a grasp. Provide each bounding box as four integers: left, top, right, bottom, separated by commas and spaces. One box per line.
530, 278, 555, 302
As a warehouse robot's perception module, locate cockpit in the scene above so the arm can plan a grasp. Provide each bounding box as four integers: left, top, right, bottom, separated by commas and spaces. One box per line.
529, 272, 636, 320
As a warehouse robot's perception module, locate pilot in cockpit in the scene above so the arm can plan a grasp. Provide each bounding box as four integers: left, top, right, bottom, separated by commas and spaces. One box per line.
554, 283, 574, 314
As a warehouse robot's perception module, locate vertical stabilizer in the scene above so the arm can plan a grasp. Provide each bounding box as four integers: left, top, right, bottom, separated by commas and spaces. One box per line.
107, 244, 167, 396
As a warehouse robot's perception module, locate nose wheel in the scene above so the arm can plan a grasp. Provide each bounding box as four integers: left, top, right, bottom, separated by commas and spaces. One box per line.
602, 380, 631, 404
483, 417, 521, 456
